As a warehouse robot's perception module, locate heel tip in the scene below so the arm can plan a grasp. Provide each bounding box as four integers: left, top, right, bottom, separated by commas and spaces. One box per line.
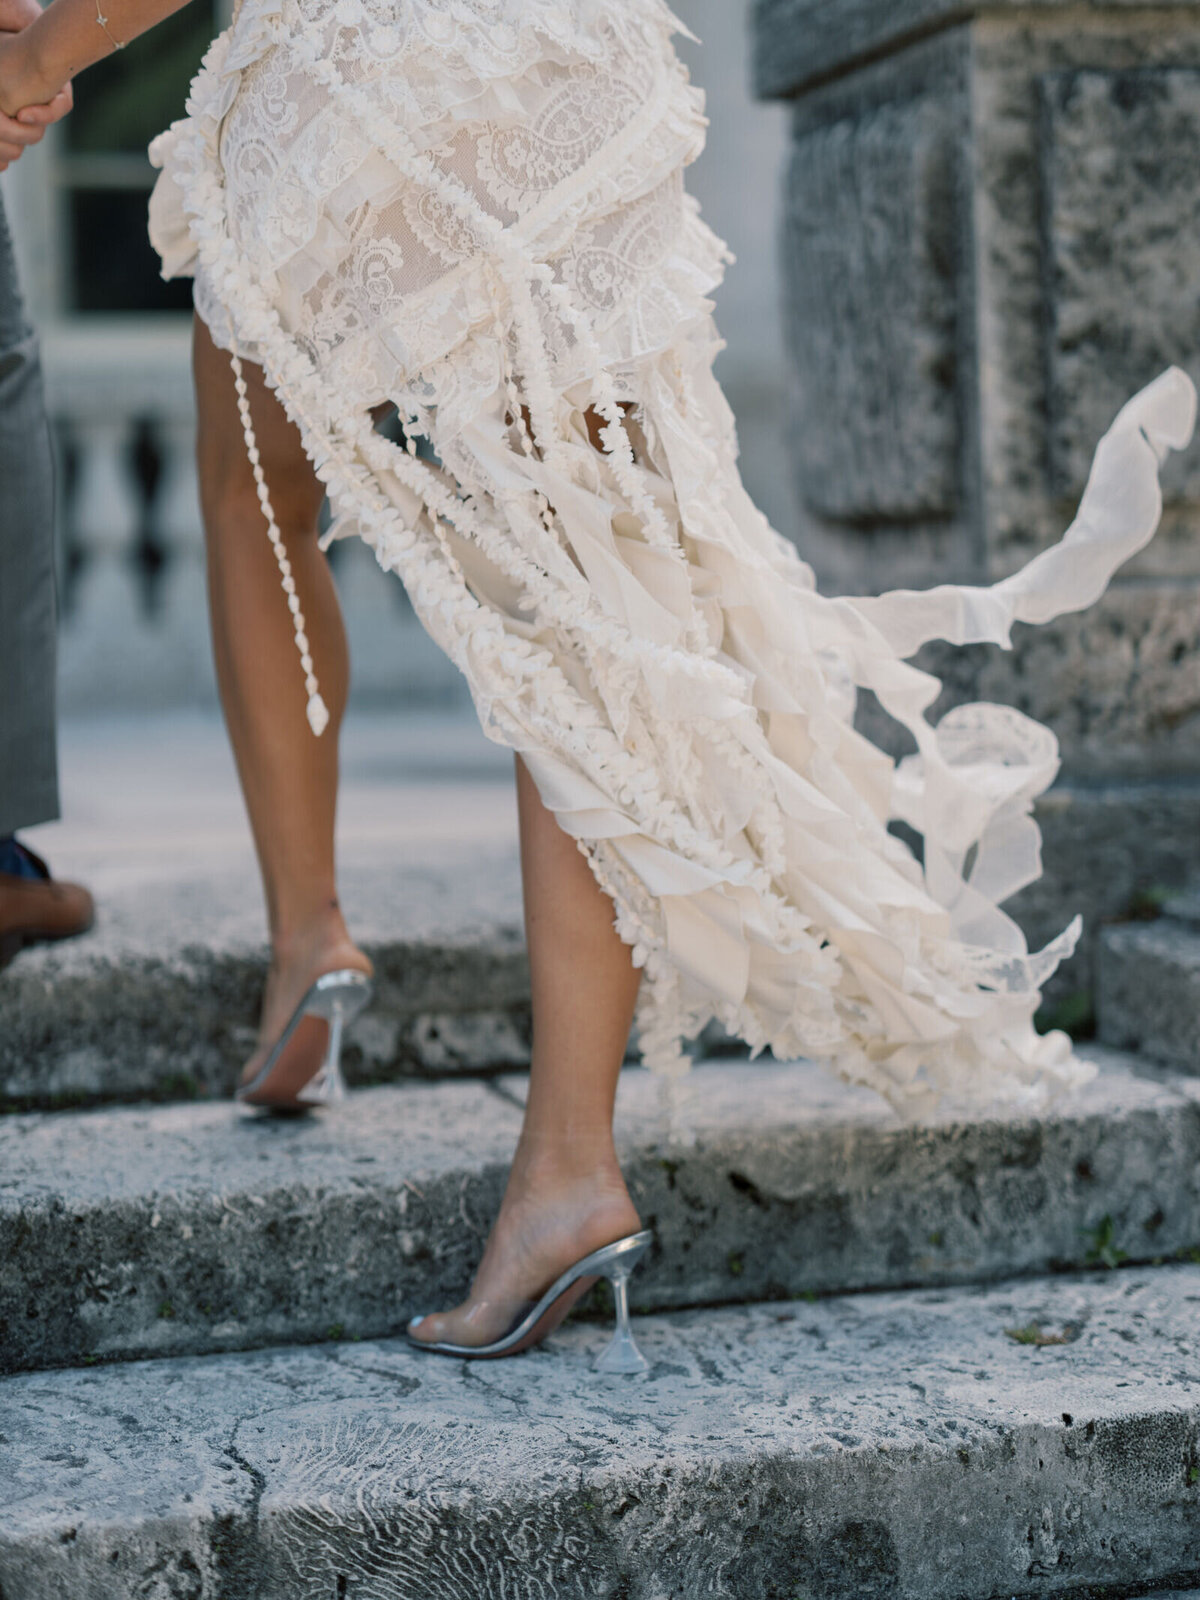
594, 1353, 650, 1376
594, 1337, 650, 1376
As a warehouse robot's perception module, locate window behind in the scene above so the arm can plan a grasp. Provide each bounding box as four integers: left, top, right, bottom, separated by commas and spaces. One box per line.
60, 6, 221, 312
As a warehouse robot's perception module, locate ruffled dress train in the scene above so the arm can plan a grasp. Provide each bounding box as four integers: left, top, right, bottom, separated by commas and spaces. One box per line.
148, 0, 1197, 1117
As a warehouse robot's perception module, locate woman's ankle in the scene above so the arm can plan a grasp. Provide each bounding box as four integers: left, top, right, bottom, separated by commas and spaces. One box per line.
269, 904, 368, 977
509, 1138, 630, 1201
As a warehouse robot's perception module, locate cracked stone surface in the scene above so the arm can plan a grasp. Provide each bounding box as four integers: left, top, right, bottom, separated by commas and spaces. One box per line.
3, 1265, 1200, 1598
4, 1052, 1200, 1374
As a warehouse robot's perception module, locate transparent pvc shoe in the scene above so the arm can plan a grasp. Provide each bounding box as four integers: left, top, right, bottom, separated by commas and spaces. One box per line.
406, 1229, 654, 1370
237, 969, 373, 1113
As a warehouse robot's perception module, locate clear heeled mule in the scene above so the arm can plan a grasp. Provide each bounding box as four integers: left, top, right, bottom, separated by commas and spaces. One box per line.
406, 1229, 654, 1371
236, 968, 373, 1112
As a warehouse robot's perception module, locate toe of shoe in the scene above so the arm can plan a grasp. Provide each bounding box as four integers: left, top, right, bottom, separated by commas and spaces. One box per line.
55, 882, 95, 937
0, 875, 95, 941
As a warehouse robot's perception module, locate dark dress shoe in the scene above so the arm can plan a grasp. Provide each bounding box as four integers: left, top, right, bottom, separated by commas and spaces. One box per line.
0, 843, 95, 971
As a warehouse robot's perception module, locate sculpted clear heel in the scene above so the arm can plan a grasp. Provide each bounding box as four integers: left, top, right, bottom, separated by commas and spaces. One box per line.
594, 1241, 651, 1375
237, 968, 373, 1112
407, 1230, 654, 1369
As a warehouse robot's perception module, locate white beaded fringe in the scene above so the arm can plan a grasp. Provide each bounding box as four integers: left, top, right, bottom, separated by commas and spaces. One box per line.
229, 352, 330, 737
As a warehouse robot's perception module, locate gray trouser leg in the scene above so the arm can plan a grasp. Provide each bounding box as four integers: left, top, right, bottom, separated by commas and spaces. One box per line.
0, 189, 59, 836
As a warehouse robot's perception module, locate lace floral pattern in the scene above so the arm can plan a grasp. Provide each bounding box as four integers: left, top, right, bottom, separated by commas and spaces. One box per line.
148, 0, 1197, 1118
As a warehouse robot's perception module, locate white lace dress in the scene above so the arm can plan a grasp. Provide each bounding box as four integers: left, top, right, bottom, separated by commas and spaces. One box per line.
148, 0, 1195, 1118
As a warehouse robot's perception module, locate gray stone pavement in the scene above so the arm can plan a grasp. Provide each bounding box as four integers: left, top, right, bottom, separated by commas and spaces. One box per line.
4, 1264, 1200, 1598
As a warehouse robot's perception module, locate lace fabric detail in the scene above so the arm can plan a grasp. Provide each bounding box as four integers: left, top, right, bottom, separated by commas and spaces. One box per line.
148, 0, 1197, 1120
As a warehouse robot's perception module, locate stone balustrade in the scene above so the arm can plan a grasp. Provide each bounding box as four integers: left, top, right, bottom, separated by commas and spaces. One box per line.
42, 319, 464, 714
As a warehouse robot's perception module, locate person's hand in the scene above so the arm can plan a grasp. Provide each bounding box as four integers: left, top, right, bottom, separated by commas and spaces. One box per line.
0, 0, 44, 33
0, 25, 72, 170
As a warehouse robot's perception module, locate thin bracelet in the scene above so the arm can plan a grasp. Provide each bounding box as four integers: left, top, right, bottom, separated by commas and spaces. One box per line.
95, 0, 124, 50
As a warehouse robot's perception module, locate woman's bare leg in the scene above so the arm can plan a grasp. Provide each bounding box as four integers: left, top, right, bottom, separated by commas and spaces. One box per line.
410, 755, 642, 1346
196, 323, 639, 1285
193, 316, 370, 1083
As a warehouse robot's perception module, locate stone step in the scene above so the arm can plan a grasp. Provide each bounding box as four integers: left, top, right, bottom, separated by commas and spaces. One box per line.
4, 1050, 1200, 1376
0, 868, 533, 1112
2, 708, 541, 1112
0, 848, 744, 1114
5, 1264, 1200, 1598
1096, 895, 1200, 1072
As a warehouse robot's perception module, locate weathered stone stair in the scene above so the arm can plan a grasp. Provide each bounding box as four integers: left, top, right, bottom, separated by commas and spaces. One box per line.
5, 715, 1200, 1597
5, 1041, 1200, 1596
3, 1265, 1200, 1597
0, 877, 532, 1110
3, 1052, 1200, 1375
1, 709, 533, 1112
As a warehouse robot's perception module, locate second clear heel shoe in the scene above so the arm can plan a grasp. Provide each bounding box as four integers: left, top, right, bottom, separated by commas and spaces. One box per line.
406, 1229, 655, 1371
236, 968, 373, 1113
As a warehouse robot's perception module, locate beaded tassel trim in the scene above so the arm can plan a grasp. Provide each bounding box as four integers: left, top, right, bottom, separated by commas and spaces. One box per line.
229, 352, 330, 736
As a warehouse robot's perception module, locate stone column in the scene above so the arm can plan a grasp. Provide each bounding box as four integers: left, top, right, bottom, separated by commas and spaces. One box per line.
753, 0, 1200, 782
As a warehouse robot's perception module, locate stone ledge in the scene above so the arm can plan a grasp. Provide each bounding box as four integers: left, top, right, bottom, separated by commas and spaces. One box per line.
3, 1052, 1200, 1374
755, 0, 971, 98
1097, 919, 1200, 1072
752, 0, 1200, 99
0, 860, 532, 1110
4, 1266, 1200, 1598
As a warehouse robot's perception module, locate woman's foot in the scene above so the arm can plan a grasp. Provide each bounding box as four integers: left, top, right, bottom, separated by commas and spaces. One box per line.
408, 1151, 641, 1350
239, 915, 372, 1108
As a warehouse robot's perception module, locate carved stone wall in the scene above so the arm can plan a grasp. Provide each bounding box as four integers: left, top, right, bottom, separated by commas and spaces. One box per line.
1042, 65, 1200, 505
781, 32, 979, 593
785, 91, 961, 525
755, 1, 1200, 778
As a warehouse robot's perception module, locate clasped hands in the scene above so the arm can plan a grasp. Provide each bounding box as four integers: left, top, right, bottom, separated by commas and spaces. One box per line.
0, 0, 73, 172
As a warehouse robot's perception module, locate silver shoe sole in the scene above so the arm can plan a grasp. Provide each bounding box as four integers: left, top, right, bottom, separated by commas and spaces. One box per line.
405, 1229, 654, 1372
236, 968, 373, 1110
